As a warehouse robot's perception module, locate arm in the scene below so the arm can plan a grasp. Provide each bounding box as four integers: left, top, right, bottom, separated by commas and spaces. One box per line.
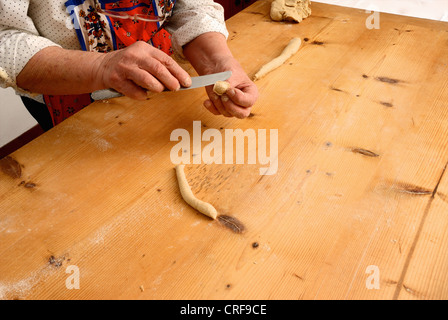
0, 0, 63, 92
1, 0, 190, 100
15, 47, 103, 95
16, 43, 191, 100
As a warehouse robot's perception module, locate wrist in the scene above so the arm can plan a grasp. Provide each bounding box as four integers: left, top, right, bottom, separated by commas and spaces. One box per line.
89, 52, 109, 91
183, 32, 234, 75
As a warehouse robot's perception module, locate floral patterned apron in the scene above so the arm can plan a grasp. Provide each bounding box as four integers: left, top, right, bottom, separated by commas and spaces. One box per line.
44, 0, 175, 126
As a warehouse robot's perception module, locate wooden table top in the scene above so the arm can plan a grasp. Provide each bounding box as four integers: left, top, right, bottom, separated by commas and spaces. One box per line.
1, 1, 448, 300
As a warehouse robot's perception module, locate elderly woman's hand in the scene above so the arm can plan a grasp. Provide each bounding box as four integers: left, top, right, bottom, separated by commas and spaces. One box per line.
95, 41, 191, 100
183, 32, 258, 119
203, 56, 258, 119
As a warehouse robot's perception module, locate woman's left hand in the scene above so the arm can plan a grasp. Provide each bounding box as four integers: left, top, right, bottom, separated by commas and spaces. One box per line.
183, 32, 259, 119
203, 57, 258, 119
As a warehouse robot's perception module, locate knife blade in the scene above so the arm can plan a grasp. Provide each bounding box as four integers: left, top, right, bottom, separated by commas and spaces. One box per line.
90, 71, 232, 101
179, 71, 232, 91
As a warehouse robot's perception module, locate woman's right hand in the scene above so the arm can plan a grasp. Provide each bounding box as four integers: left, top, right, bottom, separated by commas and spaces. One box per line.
94, 41, 191, 100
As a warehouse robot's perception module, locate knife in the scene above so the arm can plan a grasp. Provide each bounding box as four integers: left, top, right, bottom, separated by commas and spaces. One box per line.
91, 71, 232, 101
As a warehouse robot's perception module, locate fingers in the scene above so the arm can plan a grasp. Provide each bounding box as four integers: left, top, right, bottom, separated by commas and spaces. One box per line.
205, 91, 251, 119
153, 50, 192, 88
128, 68, 165, 93
204, 99, 220, 115
115, 80, 148, 101
205, 84, 257, 119
102, 42, 192, 97
221, 94, 252, 119
210, 93, 233, 117
139, 50, 191, 91
227, 86, 258, 108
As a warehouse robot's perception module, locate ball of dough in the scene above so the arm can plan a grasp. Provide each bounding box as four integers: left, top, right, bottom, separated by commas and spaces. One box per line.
213, 81, 231, 96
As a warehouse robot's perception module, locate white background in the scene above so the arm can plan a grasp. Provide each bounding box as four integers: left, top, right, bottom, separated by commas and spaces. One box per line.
1, 0, 448, 147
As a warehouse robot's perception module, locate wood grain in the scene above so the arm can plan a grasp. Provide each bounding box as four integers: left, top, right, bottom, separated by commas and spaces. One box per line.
1, 1, 448, 300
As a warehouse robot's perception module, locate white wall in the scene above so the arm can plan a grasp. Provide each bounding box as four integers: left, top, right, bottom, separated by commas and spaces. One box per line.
1, 0, 447, 148
0, 88, 37, 147
314, 0, 448, 21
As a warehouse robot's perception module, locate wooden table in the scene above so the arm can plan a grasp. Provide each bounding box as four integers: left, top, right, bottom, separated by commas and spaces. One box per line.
1, 1, 448, 300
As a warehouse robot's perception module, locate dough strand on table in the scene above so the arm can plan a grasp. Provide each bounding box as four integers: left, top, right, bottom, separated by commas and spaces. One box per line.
175, 164, 218, 220
253, 37, 302, 81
